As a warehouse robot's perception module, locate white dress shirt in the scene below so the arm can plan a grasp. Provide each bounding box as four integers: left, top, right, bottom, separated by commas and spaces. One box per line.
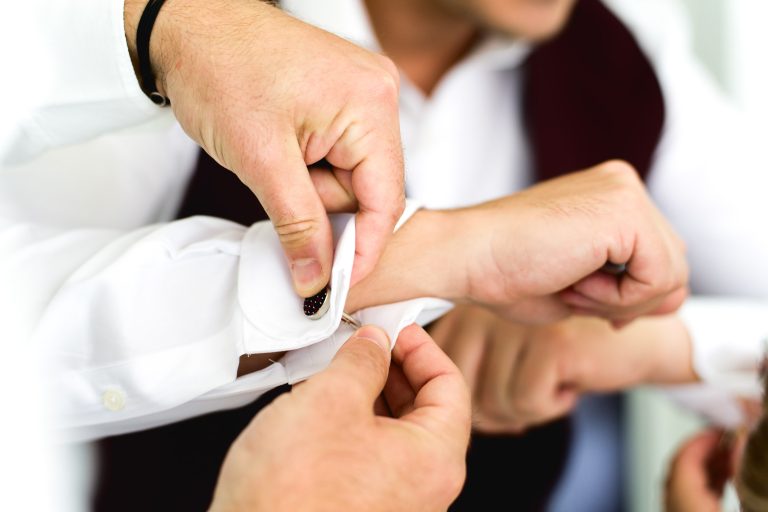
1, 1, 450, 443
2, 0, 766, 442
282, 0, 768, 427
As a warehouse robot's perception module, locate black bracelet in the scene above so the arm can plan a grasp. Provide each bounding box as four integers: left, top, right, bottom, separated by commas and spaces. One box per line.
136, 0, 170, 106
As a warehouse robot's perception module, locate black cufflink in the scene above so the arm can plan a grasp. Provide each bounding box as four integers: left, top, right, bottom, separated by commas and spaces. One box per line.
304, 286, 330, 319
303, 286, 361, 329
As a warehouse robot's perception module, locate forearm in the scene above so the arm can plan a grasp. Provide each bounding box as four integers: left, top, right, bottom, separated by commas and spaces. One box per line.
629, 315, 698, 385
547, 314, 697, 393
123, 0, 278, 100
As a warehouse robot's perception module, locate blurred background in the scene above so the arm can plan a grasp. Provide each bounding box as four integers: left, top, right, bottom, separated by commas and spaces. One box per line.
548, 4, 768, 511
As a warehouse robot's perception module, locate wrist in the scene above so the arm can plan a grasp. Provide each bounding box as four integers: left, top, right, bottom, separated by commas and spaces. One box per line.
641, 317, 698, 384
345, 209, 468, 312
123, 0, 176, 98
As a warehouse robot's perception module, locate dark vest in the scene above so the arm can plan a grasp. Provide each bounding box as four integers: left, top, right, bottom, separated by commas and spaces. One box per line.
94, 1, 664, 510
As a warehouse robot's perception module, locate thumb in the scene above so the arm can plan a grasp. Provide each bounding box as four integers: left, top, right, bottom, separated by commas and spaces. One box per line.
319, 325, 392, 411
244, 139, 334, 297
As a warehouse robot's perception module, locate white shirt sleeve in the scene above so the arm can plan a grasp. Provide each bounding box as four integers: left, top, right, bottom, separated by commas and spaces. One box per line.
1, 198, 433, 443
0, 0, 163, 165
607, 0, 768, 426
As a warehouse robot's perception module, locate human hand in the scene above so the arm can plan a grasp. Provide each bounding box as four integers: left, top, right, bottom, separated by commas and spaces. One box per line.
665, 429, 744, 512
347, 161, 687, 325
454, 160, 688, 324
429, 305, 696, 433
209, 324, 471, 512
124, 0, 404, 296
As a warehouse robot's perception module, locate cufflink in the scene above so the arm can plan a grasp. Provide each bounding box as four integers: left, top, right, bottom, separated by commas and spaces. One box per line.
341, 312, 361, 330
303, 285, 361, 329
304, 287, 330, 319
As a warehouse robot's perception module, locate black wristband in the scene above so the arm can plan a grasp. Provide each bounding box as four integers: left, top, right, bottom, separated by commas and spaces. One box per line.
136, 0, 170, 106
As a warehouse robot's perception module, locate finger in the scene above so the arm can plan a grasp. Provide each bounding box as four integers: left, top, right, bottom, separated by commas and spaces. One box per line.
508, 343, 576, 425
309, 167, 358, 213
373, 393, 392, 417
382, 361, 416, 418
438, 309, 490, 395
472, 411, 526, 435
244, 137, 334, 297
475, 330, 523, 422
667, 430, 724, 492
393, 324, 471, 442
571, 235, 687, 318
649, 286, 688, 316
665, 429, 726, 511
325, 119, 405, 286
312, 325, 392, 414
561, 286, 679, 324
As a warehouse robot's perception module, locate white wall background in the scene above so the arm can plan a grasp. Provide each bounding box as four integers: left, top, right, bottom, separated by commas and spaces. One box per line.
680, 0, 768, 114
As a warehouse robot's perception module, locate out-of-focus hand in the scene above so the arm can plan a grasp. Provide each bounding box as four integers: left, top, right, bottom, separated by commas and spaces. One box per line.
125, 0, 404, 296
455, 160, 688, 325
429, 305, 696, 433
209, 324, 471, 512
665, 429, 745, 512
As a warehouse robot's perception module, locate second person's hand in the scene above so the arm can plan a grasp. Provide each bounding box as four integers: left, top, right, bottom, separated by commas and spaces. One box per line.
210, 324, 471, 511
347, 160, 689, 325
429, 305, 697, 433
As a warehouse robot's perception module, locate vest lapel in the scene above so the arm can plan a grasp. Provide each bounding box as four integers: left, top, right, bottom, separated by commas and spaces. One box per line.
524, 0, 665, 182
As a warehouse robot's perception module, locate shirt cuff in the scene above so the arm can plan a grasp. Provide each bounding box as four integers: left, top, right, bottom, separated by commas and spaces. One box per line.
679, 296, 768, 398
664, 296, 768, 427
235, 198, 450, 383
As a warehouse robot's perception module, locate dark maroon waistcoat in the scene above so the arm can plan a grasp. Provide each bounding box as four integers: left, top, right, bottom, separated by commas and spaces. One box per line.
94, 1, 664, 510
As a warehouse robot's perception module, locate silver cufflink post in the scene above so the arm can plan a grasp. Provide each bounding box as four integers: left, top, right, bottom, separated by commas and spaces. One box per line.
303, 285, 361, 329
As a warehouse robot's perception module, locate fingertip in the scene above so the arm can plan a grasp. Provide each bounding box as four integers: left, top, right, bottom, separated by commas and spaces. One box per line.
651, 287, 688, 316
291, 258, 329, 297
353, 325, 392, 353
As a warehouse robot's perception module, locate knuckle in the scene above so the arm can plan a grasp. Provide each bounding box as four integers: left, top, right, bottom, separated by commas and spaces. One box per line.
375, 54, 400, 85
510, 394, 535, 417
478, 393, 504, 419
368, 68, 400, 103
273, 218, 321, 249
599, 159, 640, 182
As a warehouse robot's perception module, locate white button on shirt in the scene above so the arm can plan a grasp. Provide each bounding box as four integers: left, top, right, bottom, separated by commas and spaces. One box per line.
102, 389, 126, 412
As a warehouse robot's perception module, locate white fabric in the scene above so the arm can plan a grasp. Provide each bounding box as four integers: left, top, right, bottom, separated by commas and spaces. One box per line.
284, 0, 768, 425
1, 1, 162, 165
2, 0, 766, 443
0, 0, 437, 440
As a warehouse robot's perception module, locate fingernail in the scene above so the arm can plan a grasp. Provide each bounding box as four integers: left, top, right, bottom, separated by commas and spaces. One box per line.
354, 325, 391, 352
291, 258, 324, 294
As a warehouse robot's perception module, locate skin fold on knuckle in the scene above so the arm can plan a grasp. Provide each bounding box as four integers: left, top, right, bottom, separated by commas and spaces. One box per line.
273, 218, 322, 250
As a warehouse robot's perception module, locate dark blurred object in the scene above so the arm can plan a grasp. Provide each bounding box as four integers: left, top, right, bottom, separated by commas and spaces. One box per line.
450, 419, 572, 512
